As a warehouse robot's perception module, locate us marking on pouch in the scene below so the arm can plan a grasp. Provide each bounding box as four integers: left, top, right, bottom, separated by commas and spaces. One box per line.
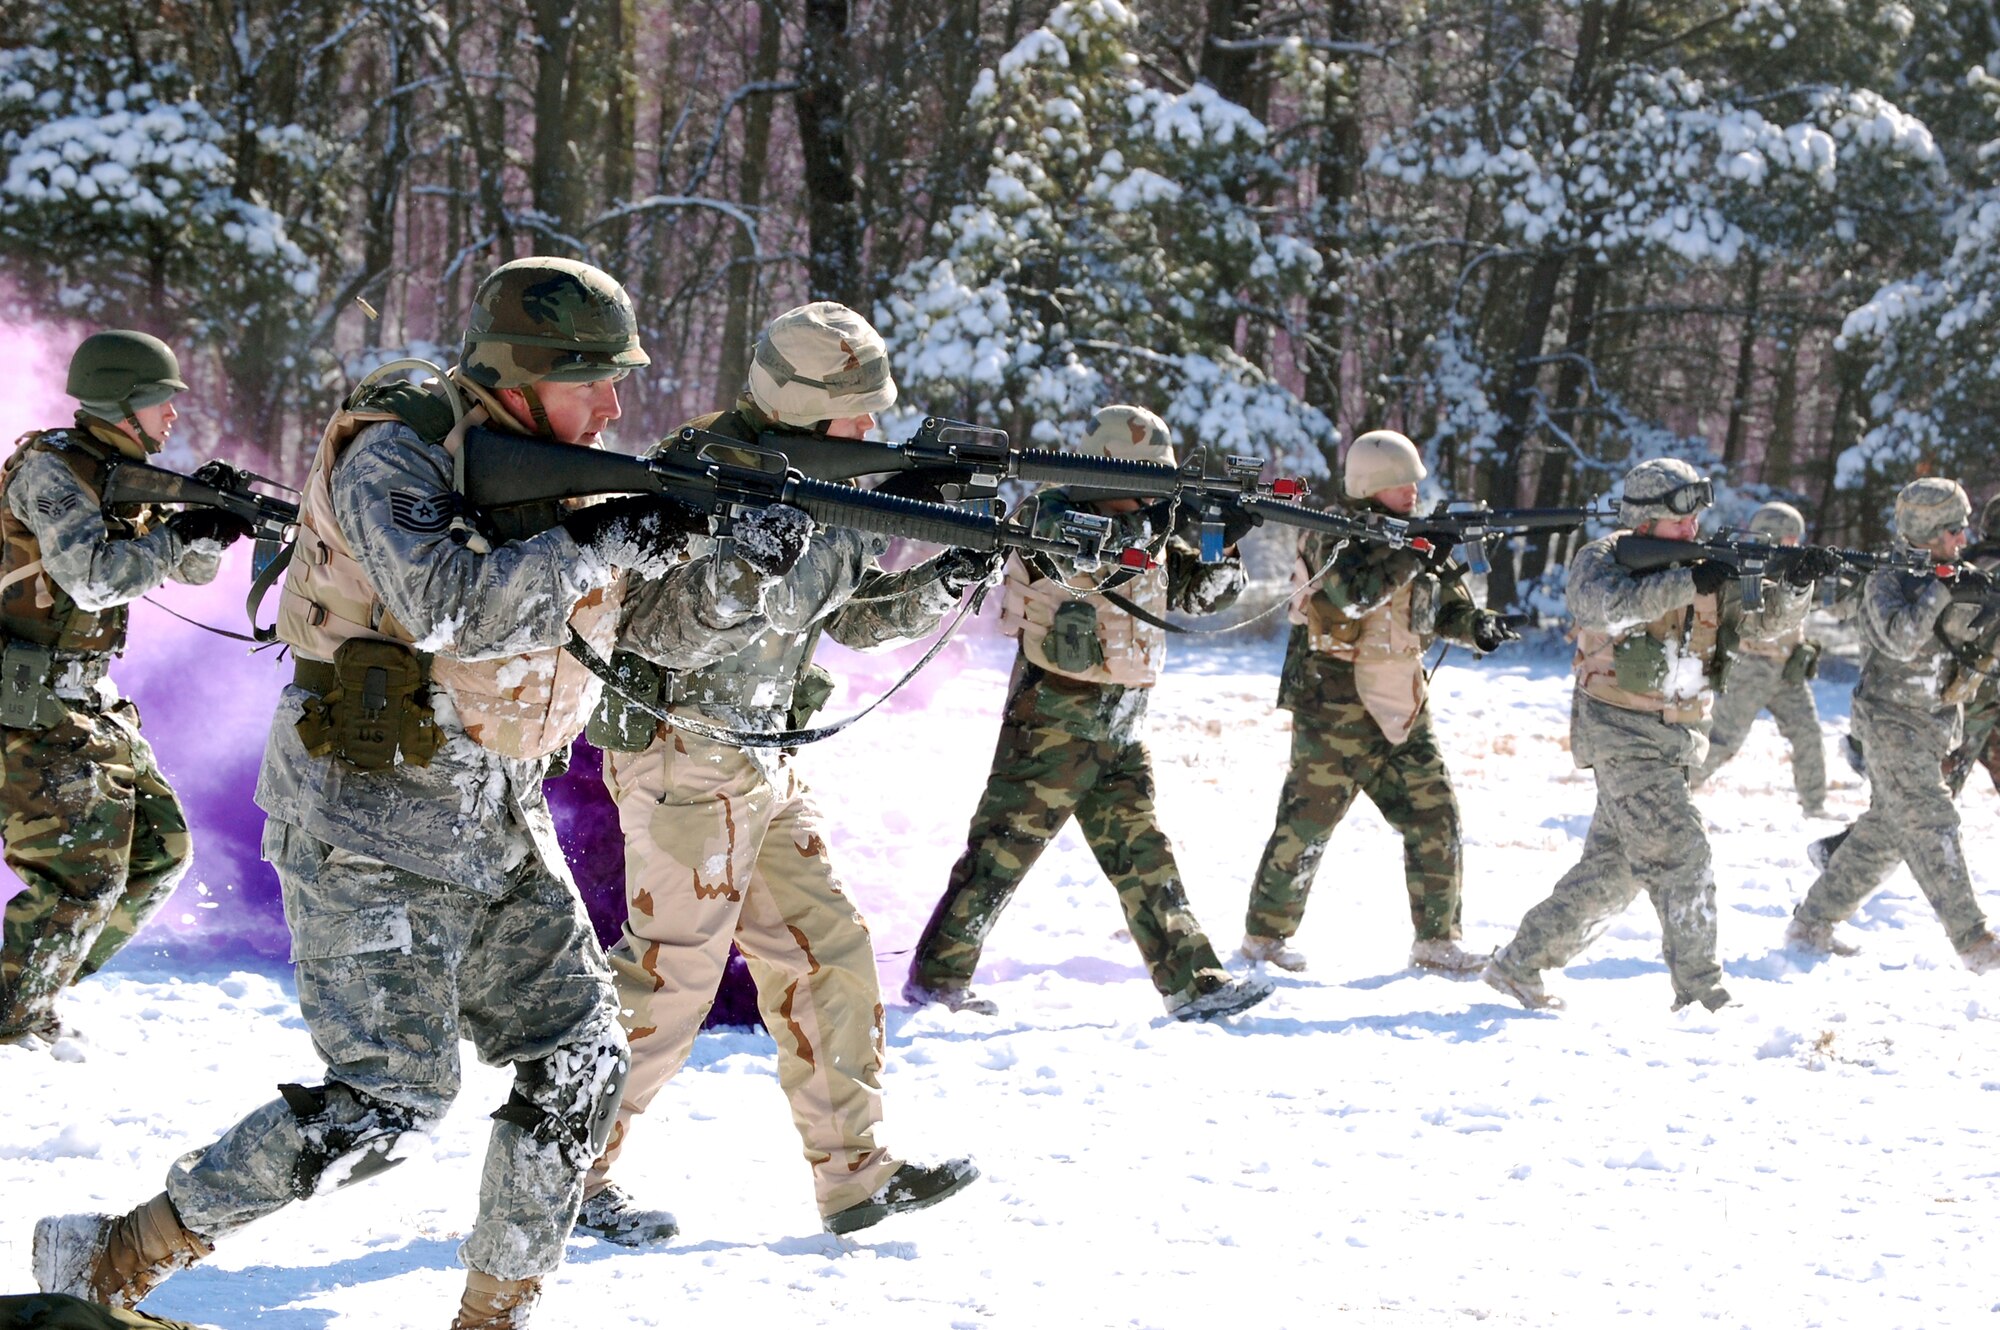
389, 490, 453, 535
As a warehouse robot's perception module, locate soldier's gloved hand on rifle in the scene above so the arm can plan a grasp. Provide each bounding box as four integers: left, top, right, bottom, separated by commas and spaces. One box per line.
191, 459, 246, 490
1689, 560, 1734, 597
1471, 610, 1522, 654
1947, 562, 1997, 602
1781, 547, 1846, 587
932, 546, 1007, 597
729, 503, 814, 577
166, 507, 254, 549
562, 495, 697, 579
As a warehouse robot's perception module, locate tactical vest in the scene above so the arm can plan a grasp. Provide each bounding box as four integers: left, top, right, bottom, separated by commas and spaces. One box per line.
0, 424, 155, 653
1287, 547, 1438, 743
1573, 594, 1723, 726
999, 552, 1167, 688
276, 377, 622, 761
1738, 614, 1805, 661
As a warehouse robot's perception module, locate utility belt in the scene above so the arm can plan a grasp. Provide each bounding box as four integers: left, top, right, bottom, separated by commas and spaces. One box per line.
293, 638, 443, 770
586, 649, 837, 753
0, 637, 108, 729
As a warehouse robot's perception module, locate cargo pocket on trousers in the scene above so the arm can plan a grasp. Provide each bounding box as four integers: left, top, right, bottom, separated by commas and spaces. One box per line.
288, 903, 414, 964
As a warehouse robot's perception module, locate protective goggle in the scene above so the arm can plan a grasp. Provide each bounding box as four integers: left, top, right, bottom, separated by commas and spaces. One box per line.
1650, 478, 1713, 515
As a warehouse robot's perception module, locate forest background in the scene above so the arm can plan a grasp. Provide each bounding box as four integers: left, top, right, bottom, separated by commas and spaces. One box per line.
3, 0, 1999, 609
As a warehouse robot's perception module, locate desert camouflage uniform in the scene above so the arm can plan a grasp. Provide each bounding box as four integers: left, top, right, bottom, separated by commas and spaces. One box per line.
0, 417, 221, 1039
1692, 636, 1827, 814
589, 401, 962, 1221
1244, 524, 1480, 945
164, 391, 636, 1282
1490, 534, 1811, 1008
1793, 565, 1994, 953
908, 497, 1245, 1001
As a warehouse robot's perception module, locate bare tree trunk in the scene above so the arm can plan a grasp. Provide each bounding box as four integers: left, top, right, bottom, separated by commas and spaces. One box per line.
1722, 254, 1762, 472
719, 0, 785, 397
1764, 318, 1802, 490
600, 0, 639, 274
797, 0, 863, 302
1301, 0, 1362, 475
530, 0, 585, 253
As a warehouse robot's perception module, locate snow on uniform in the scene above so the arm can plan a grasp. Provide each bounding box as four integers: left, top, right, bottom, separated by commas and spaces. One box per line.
587, 401, 961, 1222
0, 418, 219, 1040
907, 494, 1246, 1003
1243, 521, 1480, 948
1692, 618, 1827, 815
165, 379, 634, 1283
1792, 562, 1996, 955
1490, 531, 1810, 1009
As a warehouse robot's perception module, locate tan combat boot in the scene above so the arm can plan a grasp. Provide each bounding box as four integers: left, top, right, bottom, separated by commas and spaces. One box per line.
1957, 934, 2000, 974
33, 1192, 212, 1309
1410, 937, 1490, 975
1237, 934, 1307, 972
450, 1269, 543, 1329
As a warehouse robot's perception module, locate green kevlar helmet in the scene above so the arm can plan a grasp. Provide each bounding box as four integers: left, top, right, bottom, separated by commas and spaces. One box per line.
67, 330, 186, 450
460, 257, 650, 390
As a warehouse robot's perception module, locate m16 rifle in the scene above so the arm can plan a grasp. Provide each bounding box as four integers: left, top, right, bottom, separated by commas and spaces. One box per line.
1387, 502, 1616, 575
99, 459, 299, 542
1615, 535, 1945, 611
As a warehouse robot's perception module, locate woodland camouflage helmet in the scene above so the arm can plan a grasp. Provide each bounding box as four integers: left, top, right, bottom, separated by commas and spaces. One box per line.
460, 257, 649, 391
68, 331, 186, 452
747, 302, 898, 427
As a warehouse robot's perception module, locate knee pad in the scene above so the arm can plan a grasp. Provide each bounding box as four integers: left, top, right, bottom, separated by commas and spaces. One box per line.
489, 1032, 631, 1170
277, 1080, 424, 1200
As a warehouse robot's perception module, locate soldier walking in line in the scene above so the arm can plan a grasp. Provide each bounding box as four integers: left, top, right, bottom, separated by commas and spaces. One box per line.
1692, 502, 1830, 817
574, 302, 979, 1247
35, 258, 694, 1328
1484, 458, 1831, 1013
1943, 494, 2000, 799
1240, 430, 1519, 976
0, 331, 247, 1050
1787, 478, 2000, 971
903, 405, 1272, 1022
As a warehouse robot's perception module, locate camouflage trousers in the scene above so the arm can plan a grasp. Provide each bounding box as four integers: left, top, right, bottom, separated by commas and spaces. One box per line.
0, 699, 191, 1037
1244, 689, 1463, 944
1492, 752, 1724, 1009
592, 729, 897, 1219
1798, 697, 1989, 952
1693, 654, 1826, 812
909, 719, 1229, 1001
1946, 690, 2000, 798
166, 821, 624, 1281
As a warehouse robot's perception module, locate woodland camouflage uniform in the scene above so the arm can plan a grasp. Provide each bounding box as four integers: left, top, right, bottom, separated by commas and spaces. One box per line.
0, 331, 224, 1045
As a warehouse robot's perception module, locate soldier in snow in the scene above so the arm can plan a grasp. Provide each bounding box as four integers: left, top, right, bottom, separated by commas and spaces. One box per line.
35, 258, 694, 1329
573, 302, 979, 1246
1239, 430, 1517, 977
0, 331, 247, 1049
1786, 478, 2000, 972
1691, 501, 1831, 817
904, 404, 1273, 1021
1483, 458, 1832, 1013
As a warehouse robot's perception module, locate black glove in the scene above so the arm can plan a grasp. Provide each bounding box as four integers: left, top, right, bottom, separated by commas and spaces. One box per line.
167, 508, 253, 548
1781, 547, 1845, 588
870, 468, 954, 505
1690, 560, 1734, 597
933, 546, 1006, 596
562, 496, 699, 575
190, 459, 246, 490
729, 503, 814, 576
1471, 610, 1522, 654
1948, 562, 1997, 602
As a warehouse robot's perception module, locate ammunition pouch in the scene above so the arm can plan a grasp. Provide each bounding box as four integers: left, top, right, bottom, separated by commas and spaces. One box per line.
0, 639, 70, 730
1046, 599, 1106, 675
787, 664, 836, 731
1782, 641, 1822, 685
584, 650, 668, 753
293, 639, 443, 770
1611, 634, 1668, 695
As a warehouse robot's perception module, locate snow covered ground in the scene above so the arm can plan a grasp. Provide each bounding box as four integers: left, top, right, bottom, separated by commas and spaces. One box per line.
5, 632, 1999, 1329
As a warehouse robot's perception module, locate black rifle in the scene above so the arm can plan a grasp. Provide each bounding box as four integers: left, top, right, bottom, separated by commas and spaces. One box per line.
1615, 535, 1943, 611
1392, 503, 1615, 575
99, 459, 299, 541
457, 425, 1117, 567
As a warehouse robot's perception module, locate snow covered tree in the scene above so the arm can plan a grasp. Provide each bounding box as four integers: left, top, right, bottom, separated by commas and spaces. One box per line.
877, 0, 1334, 473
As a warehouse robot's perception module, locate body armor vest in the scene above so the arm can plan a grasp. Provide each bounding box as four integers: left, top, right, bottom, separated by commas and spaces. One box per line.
999, 552, 1167, 688
1573, 593, 1723, 726
1288, 550, 1438, 744
276, 380, 622, 761
0, 425, 155, 653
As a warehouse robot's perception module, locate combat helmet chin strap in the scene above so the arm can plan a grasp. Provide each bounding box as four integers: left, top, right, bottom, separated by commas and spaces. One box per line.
517, 383, 557, 440
121, 395, 165, 455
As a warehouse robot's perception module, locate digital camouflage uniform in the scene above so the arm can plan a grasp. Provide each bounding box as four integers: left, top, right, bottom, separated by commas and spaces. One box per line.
588, 398, 964, 1222
1490, 524, 1811, 1010
1244, 523, 1481, 949
908, 495, 1246, 1004
0, 416, 221, 1040
1944, 535, 2000, 798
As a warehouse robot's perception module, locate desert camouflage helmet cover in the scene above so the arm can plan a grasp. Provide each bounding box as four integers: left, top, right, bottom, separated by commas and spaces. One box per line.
747, 302, 898, 427
67, 330, 186, 416
1894, 477, 1971, 547
461, 257, 649, 389
1077, 404, 1176, 466
1618, 457, 1709, 528
1343, 430, 1426, 499
1747, 501, 1806, 542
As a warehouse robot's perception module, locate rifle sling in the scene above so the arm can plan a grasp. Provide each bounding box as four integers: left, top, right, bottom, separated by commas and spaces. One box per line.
246, 539, 294, 643
1096, 551, 1342, 637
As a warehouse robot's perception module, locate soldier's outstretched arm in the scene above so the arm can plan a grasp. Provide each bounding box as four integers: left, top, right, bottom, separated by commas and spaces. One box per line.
1432, 563, 1485, 646
1861, 567, 1953, 661
761, 526, 878, 635
331, 423, 615, 661
1566, 540, 1695, 631
617, 549, 776, 672
1316, 536, 1421, 621
825, 550, 959, 649
7, 448, 189, 611
1166, 540, 1247, 615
